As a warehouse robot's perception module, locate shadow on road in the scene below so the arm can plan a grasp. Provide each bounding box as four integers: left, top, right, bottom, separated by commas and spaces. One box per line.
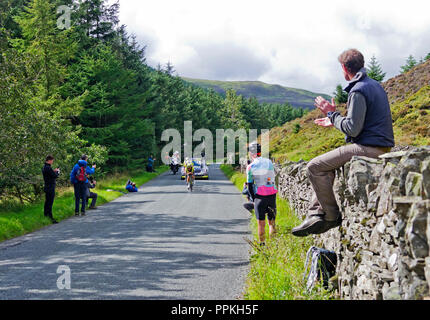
0, 204, 250, 299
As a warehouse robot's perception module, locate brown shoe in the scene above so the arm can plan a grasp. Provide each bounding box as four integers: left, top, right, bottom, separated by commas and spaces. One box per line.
292, 215, 325, 237
314, 215, 342, 235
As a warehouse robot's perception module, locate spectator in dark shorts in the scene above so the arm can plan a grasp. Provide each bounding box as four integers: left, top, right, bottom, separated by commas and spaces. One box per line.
246, 143, 278, 246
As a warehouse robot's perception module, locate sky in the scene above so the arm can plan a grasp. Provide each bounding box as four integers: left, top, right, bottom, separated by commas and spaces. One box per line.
110, 0, 430, 95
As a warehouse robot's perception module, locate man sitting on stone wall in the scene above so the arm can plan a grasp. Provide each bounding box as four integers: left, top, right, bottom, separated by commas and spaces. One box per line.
292, 48, 395, 237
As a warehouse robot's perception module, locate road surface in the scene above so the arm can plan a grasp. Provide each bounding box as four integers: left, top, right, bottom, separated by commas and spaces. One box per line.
0, 164, 251, 300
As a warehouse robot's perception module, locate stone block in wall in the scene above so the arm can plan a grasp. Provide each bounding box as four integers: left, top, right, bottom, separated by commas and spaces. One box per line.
382, 282, 401, 300
425, 257, 430, 294
398, 256, 429, 300
347, 156, 384, 203
405, 201, 429, 260
376, 166, 401, 217
396, 153, 426, 196
405, 172, 423, 197
421, 160, 430, 199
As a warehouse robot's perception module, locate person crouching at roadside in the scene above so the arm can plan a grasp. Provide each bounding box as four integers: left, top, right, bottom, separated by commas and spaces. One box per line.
126, 180, 138, 193
86, 176, 98, 210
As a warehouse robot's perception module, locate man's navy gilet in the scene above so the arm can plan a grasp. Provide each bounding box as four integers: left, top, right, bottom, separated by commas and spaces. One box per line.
345, 70, 395, 147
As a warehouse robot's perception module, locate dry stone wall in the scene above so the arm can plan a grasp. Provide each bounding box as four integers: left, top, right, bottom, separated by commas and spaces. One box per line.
275, 146, 430, 300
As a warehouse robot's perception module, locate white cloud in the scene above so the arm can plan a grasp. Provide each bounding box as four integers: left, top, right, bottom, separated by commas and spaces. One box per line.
112, 0, 430, 94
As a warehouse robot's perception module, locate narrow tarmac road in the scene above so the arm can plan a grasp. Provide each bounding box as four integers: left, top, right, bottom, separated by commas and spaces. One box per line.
0, 164, 251, 300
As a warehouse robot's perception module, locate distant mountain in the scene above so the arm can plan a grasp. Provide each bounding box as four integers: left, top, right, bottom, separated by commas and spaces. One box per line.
182, 77, 331, 109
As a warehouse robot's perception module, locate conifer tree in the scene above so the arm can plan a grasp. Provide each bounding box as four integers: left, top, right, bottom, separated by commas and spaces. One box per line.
164, 61, 176, 76
66, 44, 155, 167
75, 0, 119, 46
221, 90, 249, 130
333, 84, 348, 105
13, 0, 77, 101
400, 55, 417, 74
367, 55, 386, 82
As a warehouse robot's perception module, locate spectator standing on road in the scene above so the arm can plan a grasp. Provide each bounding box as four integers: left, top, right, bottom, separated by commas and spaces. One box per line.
70, 155, 96, 217
42, 155, 60, 224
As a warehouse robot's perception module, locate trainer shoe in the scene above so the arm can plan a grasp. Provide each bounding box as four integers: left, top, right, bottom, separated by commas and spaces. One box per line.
291, 215, 326, 237
314, 215, 342, 234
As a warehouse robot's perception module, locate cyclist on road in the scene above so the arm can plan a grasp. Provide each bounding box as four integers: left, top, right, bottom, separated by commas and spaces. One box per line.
183, 158, 195, 187
245, 143, 278, 246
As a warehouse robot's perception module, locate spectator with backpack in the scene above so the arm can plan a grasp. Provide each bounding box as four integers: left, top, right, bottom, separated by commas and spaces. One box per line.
70, 155, 96, 216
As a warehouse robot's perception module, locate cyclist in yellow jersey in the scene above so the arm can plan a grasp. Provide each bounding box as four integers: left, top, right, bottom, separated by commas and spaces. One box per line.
183, 158, 195, 185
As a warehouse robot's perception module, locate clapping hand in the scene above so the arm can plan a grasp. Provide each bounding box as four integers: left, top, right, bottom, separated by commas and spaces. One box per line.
315, 96, 336, 115
314, 117, 333, 128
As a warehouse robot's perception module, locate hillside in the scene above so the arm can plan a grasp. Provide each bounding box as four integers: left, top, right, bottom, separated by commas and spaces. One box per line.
182, 77, 331, 109
268, 60, 430, 163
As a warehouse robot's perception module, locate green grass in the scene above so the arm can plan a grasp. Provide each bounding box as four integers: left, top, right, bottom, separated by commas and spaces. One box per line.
220, 164, 335, 300
0, 166, 168, 242
390, 85, 430, 146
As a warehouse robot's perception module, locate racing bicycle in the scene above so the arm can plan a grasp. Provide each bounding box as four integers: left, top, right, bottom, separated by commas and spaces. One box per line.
186, 172, 194, 192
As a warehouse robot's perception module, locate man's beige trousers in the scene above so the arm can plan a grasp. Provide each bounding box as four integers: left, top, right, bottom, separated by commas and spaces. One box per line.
306, 144, 387, 221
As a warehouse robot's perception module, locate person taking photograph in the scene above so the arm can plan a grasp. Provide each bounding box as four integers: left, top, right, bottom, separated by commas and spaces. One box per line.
42, 155, 60, 224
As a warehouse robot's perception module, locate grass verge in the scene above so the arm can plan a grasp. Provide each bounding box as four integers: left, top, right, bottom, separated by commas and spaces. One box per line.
0, 166, 168, 242
220, 164, 334, 300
